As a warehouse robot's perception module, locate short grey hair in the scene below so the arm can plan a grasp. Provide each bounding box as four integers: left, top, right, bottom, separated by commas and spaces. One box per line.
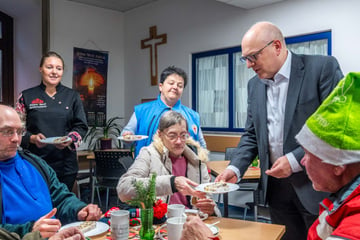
158, 111, 188, 131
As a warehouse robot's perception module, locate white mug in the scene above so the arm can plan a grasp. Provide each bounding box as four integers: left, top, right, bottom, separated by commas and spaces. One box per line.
110, 210, 129, 240
167, 216, 186, 240
167, 204, 185, 218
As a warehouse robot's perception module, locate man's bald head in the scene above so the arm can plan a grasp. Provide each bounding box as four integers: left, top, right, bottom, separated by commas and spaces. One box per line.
0, 104, 23, 161
240, 21, 288, 79
242, 21, 285, 47
0, 105, 21, 125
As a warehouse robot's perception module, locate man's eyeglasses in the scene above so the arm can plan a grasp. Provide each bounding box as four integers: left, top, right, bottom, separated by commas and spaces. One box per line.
239, 40, 274, 63
0, 127, 26, 137
163, 132, 189, 142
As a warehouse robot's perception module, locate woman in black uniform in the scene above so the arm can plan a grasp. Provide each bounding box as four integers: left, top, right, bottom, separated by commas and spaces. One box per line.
15, 51, 88, 191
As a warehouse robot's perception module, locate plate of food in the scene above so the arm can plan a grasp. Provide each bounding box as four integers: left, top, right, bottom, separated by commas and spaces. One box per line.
118, 135, 148, 141
195, 182, 239, 194
60, 221, 109, 237
40, 136, 71, 144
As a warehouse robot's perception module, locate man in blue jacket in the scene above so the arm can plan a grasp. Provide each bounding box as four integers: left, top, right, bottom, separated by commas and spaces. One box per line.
0, 104, 102, 238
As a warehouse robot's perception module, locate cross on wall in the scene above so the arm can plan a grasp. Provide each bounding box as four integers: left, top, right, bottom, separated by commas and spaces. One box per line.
141, 26, 167, 86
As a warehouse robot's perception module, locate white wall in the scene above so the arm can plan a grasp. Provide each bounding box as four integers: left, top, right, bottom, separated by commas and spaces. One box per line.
242, 0, 357, 74
0, 0, 42, 101
123, 0, 359, 121
3, 0, 359, 122
49, 0, 125, 120
123, 0, 246, 120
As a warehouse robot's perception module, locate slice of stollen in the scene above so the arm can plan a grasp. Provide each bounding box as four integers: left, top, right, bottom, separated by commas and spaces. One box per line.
78, 221, 97, 233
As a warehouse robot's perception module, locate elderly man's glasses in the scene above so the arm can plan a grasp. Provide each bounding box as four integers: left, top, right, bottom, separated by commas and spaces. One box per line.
163, 132, 189, 141
0, 127, 26, 137
240, 40, 274, 63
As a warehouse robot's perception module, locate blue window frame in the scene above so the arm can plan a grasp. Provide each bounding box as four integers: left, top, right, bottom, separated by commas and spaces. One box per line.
192, 30, 331, 132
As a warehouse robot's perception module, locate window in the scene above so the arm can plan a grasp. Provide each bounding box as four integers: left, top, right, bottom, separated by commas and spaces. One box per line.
0, 11, 14, 105
192, 31, 331, 132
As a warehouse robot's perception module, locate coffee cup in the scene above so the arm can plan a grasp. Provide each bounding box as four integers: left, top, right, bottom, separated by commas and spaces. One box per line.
167, 204, 185, 218
166, 216, 186, 240
110, 210, 129, 240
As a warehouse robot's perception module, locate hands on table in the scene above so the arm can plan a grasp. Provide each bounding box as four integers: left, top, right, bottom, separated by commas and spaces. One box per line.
33, 204, 101, 239
48, 227, 85, 240
32, 208, 61, 239
77, 204, 103, 221
194, 198, 216, 215
181, 215, 214, 240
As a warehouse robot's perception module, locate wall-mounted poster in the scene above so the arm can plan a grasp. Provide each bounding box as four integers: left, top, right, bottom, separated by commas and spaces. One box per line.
73, 47, 108, 126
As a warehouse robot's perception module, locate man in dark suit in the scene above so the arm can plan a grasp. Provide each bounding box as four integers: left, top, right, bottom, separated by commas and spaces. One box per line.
216, 21, 343, 240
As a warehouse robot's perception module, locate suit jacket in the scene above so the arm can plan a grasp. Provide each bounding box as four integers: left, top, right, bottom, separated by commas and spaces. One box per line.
230, 52, 343, 214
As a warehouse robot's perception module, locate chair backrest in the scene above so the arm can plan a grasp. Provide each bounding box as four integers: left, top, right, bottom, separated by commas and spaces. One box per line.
225, 147, 237, 160
94, 150, 133, 179
119, 155, 134, 171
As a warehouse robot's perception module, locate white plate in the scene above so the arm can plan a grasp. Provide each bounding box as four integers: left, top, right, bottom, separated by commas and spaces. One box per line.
205, 224, 219, 236
40, 136, 71, 144
118, 135, 148, 141
60, 221, 109, 237
195, 182, 239, 194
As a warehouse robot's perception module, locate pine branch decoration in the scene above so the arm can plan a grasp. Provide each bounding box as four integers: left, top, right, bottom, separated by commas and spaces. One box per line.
127, 172, 157, 209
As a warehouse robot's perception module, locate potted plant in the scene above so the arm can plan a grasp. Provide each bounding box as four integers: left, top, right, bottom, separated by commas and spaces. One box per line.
84, 116, 124, 150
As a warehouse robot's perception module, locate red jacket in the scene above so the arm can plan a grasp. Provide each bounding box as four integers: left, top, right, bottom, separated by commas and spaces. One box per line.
308, 175, 360, 240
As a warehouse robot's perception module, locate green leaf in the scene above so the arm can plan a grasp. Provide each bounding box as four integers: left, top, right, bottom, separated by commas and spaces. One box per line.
83, 116, 124, 150
127, 173, 157, 209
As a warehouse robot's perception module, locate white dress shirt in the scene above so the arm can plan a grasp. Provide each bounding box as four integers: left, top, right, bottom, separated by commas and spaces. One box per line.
261, 51, 302, 173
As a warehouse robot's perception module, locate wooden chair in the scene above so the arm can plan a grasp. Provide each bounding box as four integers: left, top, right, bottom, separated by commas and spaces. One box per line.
91, 150, 133, 210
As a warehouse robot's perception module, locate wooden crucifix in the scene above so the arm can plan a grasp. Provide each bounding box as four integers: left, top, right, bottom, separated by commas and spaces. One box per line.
141, 26, 167, 86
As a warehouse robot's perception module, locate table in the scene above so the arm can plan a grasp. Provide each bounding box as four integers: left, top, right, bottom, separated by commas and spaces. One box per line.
207, 160, 261, 219
90, 216, 285, 240
207, 160, 260, 180
205, 217, 284, 240
77, 150, 95, 170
